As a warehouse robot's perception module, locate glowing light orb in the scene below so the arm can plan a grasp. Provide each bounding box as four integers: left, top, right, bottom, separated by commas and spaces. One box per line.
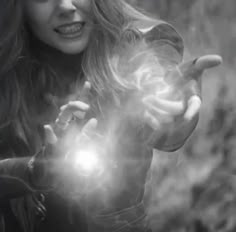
74, 148, 103, 176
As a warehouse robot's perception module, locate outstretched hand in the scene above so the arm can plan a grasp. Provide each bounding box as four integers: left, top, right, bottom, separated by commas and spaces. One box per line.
142, 54, 222, 131
44, 81, 91, 144
32, 81, 102, 194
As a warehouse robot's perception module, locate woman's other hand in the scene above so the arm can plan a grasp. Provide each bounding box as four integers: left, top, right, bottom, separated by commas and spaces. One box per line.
45, 81, 91, 144
142, 55, 222, 150
30, 82, 94, 189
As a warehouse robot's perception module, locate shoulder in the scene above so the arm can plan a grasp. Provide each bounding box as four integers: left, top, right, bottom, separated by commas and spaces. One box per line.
133, 19, 184, 58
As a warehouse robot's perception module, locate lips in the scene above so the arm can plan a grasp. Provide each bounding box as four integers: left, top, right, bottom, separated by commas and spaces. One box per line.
54, 22, 85, 38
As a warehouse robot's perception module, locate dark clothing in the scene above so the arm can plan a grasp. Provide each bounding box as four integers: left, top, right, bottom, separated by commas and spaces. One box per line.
36, 193, 88, 232
0, 201, 23, 232
0, 21, 184, 232
0, 193, 87, 232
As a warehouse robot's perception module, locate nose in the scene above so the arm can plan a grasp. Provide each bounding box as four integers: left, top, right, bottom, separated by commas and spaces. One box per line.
57, 0, 77, 17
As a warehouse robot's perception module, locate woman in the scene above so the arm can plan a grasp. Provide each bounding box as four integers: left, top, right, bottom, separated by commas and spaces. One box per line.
0, 0, 221, 231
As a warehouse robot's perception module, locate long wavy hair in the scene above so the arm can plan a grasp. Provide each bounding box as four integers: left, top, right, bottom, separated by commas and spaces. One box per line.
0, 0, 164, 157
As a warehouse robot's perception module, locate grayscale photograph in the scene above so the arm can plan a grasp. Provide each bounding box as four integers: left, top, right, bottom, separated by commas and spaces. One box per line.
0, 0, 233, 232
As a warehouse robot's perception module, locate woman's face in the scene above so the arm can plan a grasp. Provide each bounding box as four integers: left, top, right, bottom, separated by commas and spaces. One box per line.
24, 0, 93, 54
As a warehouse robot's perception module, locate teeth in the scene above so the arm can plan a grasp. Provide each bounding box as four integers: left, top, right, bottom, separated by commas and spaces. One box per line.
56, 23, 83, 35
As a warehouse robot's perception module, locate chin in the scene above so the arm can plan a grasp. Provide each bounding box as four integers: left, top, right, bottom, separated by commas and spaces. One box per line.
59, 46, 86, 54
57, 41, 88, 54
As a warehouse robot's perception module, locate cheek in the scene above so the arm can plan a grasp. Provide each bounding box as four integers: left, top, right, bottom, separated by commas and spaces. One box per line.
75, 0, 92, 13
24, 3, 54, 33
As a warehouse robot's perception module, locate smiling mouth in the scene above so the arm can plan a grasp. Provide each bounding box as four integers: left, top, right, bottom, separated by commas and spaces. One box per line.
54, 22, 86, 38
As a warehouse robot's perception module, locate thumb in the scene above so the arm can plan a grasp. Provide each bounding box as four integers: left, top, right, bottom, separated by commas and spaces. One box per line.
194, 54, 222, 72
177, 54, 222, 82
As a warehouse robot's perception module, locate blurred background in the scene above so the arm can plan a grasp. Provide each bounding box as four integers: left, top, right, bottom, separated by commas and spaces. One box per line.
128, 0, 236, 231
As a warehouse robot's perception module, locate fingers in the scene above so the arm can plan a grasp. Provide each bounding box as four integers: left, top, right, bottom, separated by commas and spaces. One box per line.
142, 94, 201, 131
184, 95, 201, 121
142, 95, 185, 130
44, 125, 58, 144
77, 118, 98, 144
143, 95, 185, 115
194, 55, 222, 72
52, 101, 90, 138
81, 118, 98, 136
60, 101, 90, 112
55, 81, 91, 128
53, 83, 91, 138
79, 81, 91, 103
178, 54, 222, 81
58, 101, 89, 122
143, 110, 161, 130
73, 81, 91, 119
72, 118, 100, 157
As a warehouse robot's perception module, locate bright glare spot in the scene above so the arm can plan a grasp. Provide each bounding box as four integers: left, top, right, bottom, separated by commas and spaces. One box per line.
74, 149, 100, 176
